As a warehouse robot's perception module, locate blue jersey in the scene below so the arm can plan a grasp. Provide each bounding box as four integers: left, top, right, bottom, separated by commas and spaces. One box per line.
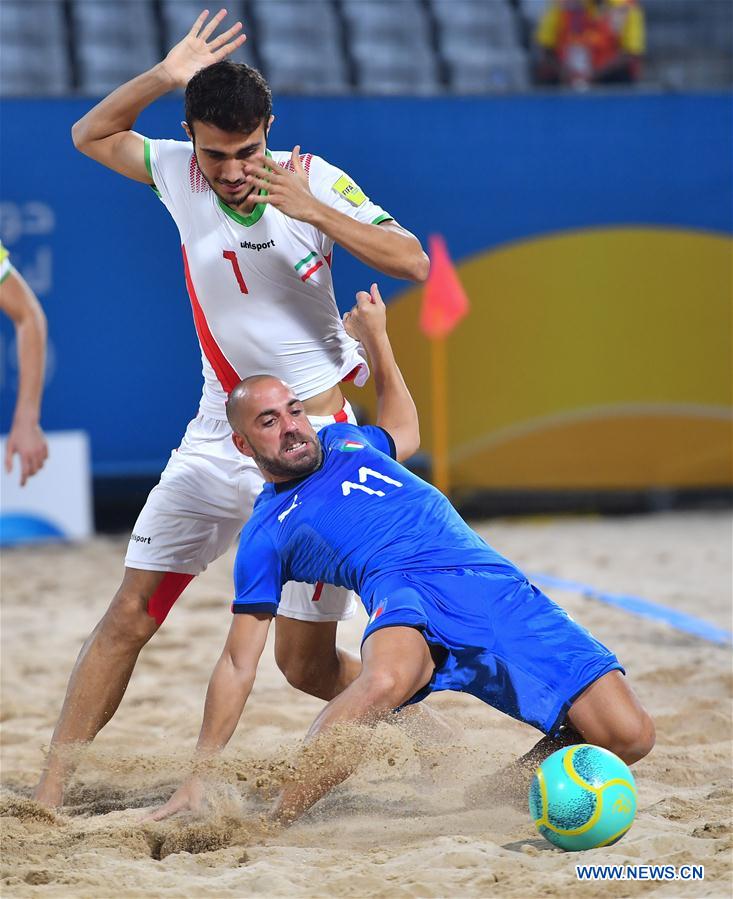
233, 423, 622, 736
232, 423, 521, 617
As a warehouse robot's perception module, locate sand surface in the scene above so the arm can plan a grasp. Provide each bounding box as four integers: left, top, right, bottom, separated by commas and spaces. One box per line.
1, 512, 731, 898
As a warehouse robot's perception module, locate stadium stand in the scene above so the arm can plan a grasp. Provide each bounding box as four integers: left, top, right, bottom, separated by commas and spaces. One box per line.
642, 0, 733, 88
71, 0, 160, 94
0, 1, 71, 95
252, 0, 350, 93
433, 0, 528, 92
0, 0, 730, 96
517, 0, 552, 27
341, 0, 440, 94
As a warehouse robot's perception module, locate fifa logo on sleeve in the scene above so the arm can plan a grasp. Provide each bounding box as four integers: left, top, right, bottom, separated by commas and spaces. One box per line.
341, 467, 403, 498
332, 175, 367, 207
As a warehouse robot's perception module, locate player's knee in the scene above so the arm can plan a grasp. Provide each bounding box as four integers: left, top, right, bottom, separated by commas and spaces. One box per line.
102, 587, 158, 649
360, 669, 405, 710
276, 651, 331, 699
605, 709, 656, 765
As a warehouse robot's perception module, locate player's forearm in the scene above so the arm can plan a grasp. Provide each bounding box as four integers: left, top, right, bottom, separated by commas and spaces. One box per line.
367, 333, 420, 460
13, 315, 47, 426
1, 275, 48, 425
308, 205, 429, 282
71, 64, 176, 150
194, 654, 257, 758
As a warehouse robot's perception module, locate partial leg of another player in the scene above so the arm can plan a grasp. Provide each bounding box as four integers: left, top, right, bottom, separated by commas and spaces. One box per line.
33, 567, 189, 807
273, 625, 435, 824
274, 616, 361, 700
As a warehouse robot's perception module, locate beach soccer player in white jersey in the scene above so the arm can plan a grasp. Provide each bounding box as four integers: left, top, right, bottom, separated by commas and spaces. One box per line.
34, 9, 429, 808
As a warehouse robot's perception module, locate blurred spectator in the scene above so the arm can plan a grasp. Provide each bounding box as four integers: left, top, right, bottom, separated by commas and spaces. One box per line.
534, 0, 645, 87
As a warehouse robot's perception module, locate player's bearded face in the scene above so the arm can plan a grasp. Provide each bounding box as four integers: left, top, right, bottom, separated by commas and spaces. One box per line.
190, 120, 269, 210
250, 426, 322, 479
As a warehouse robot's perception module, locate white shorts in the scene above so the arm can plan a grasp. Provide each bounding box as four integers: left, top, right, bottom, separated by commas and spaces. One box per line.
125, 403, 358, 622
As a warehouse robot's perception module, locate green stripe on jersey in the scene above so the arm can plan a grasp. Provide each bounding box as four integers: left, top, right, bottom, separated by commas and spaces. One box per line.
217, 149, 274, 227
218, 195, 267, 227
143, 137, 155, 184
294, 252, 317, 271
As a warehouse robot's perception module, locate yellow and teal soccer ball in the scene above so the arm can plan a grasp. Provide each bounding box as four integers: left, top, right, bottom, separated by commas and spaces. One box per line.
529, 744, 637, 851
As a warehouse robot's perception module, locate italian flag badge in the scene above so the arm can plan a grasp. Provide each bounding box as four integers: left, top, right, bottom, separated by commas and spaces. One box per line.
339, 440, 365, 452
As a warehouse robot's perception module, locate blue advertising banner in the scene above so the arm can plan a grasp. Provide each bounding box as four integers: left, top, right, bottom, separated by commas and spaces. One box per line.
1, 94, 730, 477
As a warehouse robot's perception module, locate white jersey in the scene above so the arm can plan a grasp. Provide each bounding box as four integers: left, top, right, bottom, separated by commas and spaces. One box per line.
145, 139, 392, 419
0, 241, 13, 284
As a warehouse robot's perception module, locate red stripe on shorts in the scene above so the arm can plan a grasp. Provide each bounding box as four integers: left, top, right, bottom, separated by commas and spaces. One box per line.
182, 245, 241, 394
311, 582, 324, 602
147, 572, 194, 626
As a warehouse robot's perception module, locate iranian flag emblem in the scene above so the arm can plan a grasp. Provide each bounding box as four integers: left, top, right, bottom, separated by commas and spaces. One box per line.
340, 440, 364, 452
294, 251, 323, 283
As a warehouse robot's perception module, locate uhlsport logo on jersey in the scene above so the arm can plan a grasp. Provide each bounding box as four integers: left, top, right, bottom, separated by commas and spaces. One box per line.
339, 440, 365, 452
240, 239, 275, 252
369, 599, 388, 624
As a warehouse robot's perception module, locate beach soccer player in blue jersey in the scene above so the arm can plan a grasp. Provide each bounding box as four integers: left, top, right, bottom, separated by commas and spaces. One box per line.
150, 284, 655, 824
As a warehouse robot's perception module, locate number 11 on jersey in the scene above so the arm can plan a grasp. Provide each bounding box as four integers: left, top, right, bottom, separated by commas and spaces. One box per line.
223, 250, 249, 294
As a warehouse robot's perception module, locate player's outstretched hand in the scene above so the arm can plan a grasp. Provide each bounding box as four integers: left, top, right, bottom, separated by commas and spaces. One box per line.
244, 147, 318, 222
160, 9, 246, 88
5, 421, 48, 487
143, 777, 205, 822
342, 283, 387, 343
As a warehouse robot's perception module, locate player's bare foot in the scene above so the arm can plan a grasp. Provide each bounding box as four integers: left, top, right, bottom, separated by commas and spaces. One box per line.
32, 778, 64, 809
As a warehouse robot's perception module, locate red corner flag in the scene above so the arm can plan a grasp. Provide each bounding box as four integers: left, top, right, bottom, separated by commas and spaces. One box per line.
419, 234, 469, 339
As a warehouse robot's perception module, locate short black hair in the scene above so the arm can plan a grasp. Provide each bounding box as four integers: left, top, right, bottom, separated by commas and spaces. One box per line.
185, 61, 272, 137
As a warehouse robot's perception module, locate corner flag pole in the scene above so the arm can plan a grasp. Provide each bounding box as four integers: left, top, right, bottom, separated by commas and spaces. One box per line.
420, 234, 470, 497
430, 335, 450, 495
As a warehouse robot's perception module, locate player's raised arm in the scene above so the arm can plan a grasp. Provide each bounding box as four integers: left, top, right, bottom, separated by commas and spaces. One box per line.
243, 149, 430, 282
145, 611, 271, 821
71, 9, 246, 183
343, 284, 420, 461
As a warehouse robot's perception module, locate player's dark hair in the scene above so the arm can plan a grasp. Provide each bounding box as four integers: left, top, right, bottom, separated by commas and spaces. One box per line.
185, 61, 272, 137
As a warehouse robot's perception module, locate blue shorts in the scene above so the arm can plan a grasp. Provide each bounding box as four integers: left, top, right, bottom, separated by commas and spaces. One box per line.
361, 568, 623, 737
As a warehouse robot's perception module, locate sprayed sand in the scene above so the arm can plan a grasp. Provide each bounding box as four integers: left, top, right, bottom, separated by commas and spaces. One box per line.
1, 512, 731, 897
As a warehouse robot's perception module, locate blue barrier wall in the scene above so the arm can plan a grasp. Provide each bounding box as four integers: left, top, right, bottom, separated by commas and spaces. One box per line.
1, 94, 730, 477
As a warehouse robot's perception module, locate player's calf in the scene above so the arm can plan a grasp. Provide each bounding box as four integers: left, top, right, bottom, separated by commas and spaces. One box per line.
567, 670, 655, 765
274, 616, 361, 700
